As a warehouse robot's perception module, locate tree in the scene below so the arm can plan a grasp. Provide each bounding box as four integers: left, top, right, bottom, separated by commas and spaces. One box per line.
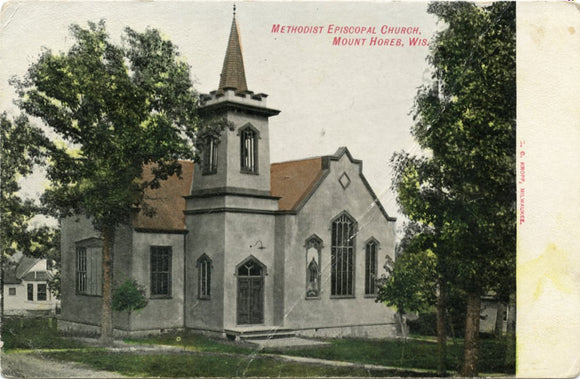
390, 2, 515, 376
0, 113, 55, 316
378, 221, 449, 374
11, 21, 227, 343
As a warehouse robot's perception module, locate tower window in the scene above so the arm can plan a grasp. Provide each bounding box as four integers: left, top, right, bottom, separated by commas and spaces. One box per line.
202, 138, 219, 175
331, 212, 356, 297
240, 126, 258, 173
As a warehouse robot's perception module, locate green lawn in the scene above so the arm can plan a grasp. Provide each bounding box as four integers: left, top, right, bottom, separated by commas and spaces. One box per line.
1, 317, 84, 350
2, 318, 514, 376
268, 337, 514, 374
129, 331, 514, 375
41, 350, 427, 377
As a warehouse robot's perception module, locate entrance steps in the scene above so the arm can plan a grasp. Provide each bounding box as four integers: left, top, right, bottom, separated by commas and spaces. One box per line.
223, 327, 330, 350
224, 326, 295, 341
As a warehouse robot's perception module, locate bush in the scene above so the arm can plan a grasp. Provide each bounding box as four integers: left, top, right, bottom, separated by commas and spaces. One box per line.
112, 279, 147, 313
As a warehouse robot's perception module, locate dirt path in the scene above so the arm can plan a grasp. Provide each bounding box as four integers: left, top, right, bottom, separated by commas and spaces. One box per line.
1, 352, 125, 378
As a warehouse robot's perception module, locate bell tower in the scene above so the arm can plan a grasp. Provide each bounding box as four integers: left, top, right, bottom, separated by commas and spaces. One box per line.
190, 7, 280, 198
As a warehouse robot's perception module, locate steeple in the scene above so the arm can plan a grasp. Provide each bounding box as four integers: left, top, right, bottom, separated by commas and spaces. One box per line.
218, 5, 248, 92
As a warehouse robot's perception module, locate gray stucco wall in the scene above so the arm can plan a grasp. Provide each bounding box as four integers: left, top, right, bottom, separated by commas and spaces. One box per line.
185, 212, 226, 331
277, 154, 398, 336
222, 211, 277, 329
127, 231, 185, 331
59, 216, 133, 331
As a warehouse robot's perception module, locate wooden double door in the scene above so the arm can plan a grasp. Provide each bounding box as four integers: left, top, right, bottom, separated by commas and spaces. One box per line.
237, 258, 264, 325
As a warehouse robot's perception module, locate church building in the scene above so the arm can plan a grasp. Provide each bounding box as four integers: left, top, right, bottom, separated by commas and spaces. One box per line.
59, 12, 399, 340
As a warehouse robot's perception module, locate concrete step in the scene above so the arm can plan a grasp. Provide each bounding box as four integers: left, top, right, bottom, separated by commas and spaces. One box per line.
224, 327, 295, 340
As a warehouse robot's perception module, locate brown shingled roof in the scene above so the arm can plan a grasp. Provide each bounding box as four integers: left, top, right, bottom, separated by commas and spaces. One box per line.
218, 16, 248, 92
270, 157, 325, 211
132, 161, 194, 232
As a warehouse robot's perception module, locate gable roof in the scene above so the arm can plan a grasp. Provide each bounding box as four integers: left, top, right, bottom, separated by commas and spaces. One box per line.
132, 147, 394, 232
132, 161, 194, 232
270, 157, 325, 211
270, 147, 396, 222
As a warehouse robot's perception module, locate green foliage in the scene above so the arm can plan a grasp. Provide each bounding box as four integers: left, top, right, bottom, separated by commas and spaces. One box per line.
112, 279, 148, 313
11, 20, 227, 230
377, 230, 438, 313
390, 1, 516, 303
0, 113, 56, 260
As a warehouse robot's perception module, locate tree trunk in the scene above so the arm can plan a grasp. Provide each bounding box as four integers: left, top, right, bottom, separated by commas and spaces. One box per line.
100, 226, 114, 343
436, 278, 447, 376
1, 255, 4, 327
504, 293, 516, 368
462, 292, 481, 377
494, 301, 506, 337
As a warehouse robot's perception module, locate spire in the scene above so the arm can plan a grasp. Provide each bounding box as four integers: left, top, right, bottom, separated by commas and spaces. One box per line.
218, 6, 248, 92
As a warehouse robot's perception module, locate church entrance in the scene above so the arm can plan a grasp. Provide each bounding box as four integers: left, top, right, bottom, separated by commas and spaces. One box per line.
236, 258, 264, 325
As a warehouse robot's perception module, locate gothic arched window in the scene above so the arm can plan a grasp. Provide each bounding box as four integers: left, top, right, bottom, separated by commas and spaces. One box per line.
365, 238, 379, 295
197, 254, 212, 299
240, 125, 258, 173
202, 138, 219, 175
331, 212, 356, 297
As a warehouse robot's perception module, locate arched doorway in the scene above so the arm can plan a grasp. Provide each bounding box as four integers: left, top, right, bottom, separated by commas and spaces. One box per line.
236, 257, 265, 325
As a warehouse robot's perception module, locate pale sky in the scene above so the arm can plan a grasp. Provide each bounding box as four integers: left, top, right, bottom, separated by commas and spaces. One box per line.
0, 1, 439, 231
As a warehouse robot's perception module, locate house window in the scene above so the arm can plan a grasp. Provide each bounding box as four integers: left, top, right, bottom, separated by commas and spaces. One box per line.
76, 246, 102, 296
150, 246, 172, 297
8, 287, 16, 296
365, 239, 379, 295
331, 212, 356, 297
305, 235, 323, 298
240, 126, 258, 173
202, 138, 219, 175
27, 283, 34, 301
37, 284, 47, 301
197, 254, 212, 299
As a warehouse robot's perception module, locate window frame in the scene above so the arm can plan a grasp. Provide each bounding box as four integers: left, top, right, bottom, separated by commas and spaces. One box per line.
37, 283, 48, 301
27, 283, 34, 301
239, 124, 259, 174
202, 137, 219, 175
197, 254, 212, 300
364, 238, 380, 296
150, 246, 172, 298
75, 238, 103, 297
8, 287, 16, 296
330, 212, 357, 298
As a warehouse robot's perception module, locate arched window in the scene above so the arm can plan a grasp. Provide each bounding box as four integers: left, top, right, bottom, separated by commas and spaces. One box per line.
365, 238, 379, 295
202, 138, 219, 175
240, 125, 258, 173
331, 212, 356, 297
197, 254, 212, 299
305, 235, 323, 298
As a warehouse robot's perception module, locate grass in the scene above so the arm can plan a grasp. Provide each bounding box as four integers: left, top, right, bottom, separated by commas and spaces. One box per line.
41, 350, 428, 377
267, 337, 515, 374
2, 317, 515, 376
1, 317, 84, 351
124, 332, 255, 355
